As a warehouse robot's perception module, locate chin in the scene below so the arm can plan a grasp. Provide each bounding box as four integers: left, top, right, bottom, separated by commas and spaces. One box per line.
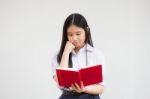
74, 45, 79, 48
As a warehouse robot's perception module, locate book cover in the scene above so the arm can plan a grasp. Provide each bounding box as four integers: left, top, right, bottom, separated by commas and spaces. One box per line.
56, 64, 103, 88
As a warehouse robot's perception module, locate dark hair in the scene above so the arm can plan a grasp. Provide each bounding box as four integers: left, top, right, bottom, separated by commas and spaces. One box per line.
57, 13, 94, 67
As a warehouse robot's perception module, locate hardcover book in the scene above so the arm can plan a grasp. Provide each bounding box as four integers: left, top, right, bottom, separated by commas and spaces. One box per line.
56, 64, 103, 88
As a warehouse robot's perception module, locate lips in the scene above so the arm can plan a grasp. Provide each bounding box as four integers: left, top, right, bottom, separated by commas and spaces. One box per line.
72, 41, 77, 44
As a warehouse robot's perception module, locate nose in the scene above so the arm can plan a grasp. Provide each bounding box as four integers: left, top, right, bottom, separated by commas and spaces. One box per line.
72, 35, 77, 41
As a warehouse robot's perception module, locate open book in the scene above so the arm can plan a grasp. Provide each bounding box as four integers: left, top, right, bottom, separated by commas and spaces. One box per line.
56, 64, 103, 88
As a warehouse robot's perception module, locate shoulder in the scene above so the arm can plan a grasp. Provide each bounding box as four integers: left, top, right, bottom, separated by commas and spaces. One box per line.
87, 44, 105, 58
93, 48, 105, 57
93, 49, 105, 64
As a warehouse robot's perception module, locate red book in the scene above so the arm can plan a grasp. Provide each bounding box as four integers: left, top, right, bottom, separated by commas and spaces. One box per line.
56, 64, 103, 88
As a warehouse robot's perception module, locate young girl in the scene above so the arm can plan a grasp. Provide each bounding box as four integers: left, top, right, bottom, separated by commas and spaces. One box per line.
51, 13, 105, 99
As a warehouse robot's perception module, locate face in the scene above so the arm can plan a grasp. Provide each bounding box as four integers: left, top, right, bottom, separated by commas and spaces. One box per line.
67, 25, 86, 50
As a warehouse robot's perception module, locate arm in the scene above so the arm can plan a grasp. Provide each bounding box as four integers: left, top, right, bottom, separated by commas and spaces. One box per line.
53, 41, 75, 82
59, 51, 70, 68
84, 84, 104, 95
59, 41, 75, 67
71, 82, 104, 95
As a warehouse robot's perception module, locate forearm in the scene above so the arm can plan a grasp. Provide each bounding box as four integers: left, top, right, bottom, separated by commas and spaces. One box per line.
59, 52, 70, 67
84, 84, 104, 95
59, 41, 74, 67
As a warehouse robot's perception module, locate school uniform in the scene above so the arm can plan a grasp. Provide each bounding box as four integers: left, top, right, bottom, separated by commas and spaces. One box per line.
51, 44, 105, 99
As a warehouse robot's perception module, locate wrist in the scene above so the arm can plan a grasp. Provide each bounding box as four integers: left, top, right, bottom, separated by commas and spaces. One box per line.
82, 87, 87, 93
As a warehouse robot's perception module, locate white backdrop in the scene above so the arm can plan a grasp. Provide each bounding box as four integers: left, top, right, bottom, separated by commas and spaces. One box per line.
0, 0, 150, 99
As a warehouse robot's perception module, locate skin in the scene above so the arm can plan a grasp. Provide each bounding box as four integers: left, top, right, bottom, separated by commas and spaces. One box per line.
53, 25, 104, 95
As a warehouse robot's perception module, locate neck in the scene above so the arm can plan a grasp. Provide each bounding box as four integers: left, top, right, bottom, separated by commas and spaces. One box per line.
74, 48, 80, 53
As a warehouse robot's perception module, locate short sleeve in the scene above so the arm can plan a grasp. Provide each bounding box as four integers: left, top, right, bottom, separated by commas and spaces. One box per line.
51, 54, 59, 77
95, 49, 106, 86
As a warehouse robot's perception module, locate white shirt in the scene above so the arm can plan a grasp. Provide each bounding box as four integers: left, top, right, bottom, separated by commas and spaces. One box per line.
51, 44, 106, 86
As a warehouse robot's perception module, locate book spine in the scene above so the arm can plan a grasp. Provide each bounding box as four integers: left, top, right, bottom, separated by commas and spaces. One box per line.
78, 71, 82, 87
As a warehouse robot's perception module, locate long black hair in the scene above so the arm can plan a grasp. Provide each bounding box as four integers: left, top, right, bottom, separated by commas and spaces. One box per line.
57, 13, 94, 67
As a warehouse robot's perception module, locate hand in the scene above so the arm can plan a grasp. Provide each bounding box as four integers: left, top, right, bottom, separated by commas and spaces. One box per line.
71, 82, 86, 93
64, 41, 75, 54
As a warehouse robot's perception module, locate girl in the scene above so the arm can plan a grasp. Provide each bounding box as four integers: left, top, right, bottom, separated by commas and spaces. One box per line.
51, 13, 105, 99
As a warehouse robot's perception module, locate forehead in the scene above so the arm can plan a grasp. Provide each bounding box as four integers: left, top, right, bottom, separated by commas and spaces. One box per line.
67, 25, 84, 33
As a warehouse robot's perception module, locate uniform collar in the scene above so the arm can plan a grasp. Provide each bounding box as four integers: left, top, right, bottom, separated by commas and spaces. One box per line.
71, 44, 94, 55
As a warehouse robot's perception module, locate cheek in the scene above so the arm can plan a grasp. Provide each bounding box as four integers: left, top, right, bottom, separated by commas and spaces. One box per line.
80, 35, 86, 42
67, 37, 73, 43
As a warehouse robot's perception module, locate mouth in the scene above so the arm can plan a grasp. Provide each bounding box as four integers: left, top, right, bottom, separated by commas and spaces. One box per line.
73, 42, 78, 45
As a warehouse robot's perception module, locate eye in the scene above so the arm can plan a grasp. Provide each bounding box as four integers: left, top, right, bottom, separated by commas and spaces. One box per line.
76, 32, 81, 35
68, 33, 73, 37
77, 33, 81, 35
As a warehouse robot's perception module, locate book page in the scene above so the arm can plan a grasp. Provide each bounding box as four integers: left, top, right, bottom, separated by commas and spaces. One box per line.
56, 67, 78, 71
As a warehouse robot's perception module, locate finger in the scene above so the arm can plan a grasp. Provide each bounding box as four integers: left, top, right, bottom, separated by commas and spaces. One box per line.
74, 82, 81, 90
71, 83, 76, 91
81, 81, 84, 89
80, 81, 86, 92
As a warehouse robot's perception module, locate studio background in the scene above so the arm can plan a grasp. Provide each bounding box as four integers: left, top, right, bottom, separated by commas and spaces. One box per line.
0, 0, 150, 99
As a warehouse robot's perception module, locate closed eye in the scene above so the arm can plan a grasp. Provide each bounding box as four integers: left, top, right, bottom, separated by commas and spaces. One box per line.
68, 34, 73, 37
76, 31, 81, 35
76, 33, 81, 35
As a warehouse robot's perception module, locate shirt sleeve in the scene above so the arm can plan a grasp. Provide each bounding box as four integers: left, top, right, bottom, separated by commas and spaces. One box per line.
51, 53, 71, 90
95, 49, 106, 86
51, 54, 59, 77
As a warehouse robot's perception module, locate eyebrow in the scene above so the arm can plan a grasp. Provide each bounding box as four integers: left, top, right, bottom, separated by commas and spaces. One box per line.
67, 31, 82, 34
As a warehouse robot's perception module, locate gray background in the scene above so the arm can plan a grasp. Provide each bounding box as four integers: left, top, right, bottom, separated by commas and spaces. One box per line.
0, 0, 150, 99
